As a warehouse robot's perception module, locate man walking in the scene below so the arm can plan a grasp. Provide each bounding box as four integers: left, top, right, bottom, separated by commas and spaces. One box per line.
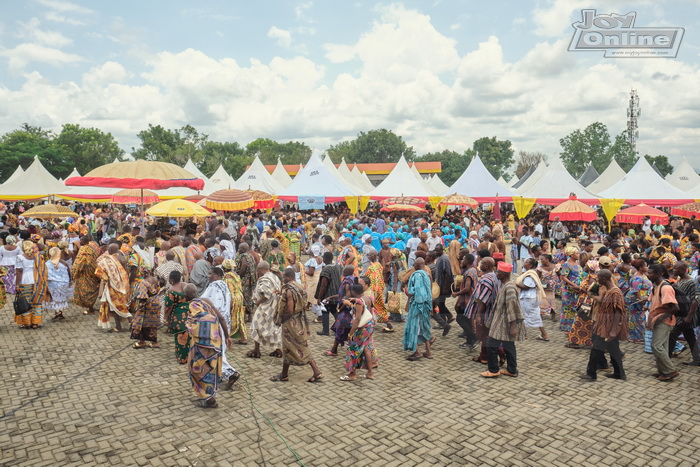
669, 261, 700, 366
247, 261, 282, 358
579, 270, 627, 382
647, 263, 680, 382
433, 244, 454, 336
481, 262, 526, 378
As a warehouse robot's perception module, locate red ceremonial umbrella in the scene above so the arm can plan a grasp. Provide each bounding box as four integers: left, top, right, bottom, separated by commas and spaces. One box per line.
111, 189, 160, 205
615, 203, 668, 225
548, 195, 597, 222
671, 202, 700, 219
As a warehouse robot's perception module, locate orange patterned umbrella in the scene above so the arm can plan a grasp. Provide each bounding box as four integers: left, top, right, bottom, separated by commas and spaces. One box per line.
205, 189, 254, 211
438, 194, 478, 206
380, 197, 426, 206
548, 196, 597, 221
246, 189, 276, 210
380, 204, 427, 215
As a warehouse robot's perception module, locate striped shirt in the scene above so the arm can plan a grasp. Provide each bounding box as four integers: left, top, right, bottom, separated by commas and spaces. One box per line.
464, 272, 500, 321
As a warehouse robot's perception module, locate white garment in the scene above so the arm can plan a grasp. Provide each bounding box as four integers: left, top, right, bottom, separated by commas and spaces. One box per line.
16, 254, 35, 285
0, 246, 20, 266
426, 236, 441, 251
520, 297, 543, 328
201, 280, 232, 323
220, 239, 236, 259
406, 237, 420, 261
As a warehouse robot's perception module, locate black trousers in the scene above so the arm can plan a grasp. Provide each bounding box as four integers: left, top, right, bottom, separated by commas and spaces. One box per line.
586, 334, 624, 379
457, 315, 477, 345
320, 302, 338, 334
436, 295, 453, 321
668, 318, 698, 360
487, 338, 517, 374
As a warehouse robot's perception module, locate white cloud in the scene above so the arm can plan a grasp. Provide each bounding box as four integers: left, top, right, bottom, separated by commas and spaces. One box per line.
19, 18, 73, 47
295, 1, 313, 21
267, 26, 292, 48
449, 23, 460, 30
35, 0, 94, 15
44, 11, 86, 26
0, 4, 698, 167
0, 43, 82, 70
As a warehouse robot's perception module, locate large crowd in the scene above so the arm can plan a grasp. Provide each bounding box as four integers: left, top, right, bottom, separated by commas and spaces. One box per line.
2, 203, 698, 408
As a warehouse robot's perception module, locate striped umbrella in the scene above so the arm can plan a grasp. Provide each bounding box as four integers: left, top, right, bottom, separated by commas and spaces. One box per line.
205, 189, 254, 211
438, 194, 478, 206
21, 204, 76, 219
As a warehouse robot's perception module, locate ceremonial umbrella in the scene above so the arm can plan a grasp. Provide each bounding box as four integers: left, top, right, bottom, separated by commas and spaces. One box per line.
671, 202, 700, 219
548, 195, 597, 221
146, 199, 210, 218
66, 160, 204, 221
438, 194, 478, 206
381, 197, 426, 206
20, 204, 76, 219
380, 204, 427, 215
246, 190, 276, 210
205, 189, 254, 211
616, 203, 668, 225
111, 189, 160, 205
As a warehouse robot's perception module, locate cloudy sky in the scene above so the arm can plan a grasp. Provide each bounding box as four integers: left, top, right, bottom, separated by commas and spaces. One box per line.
1, 0, 699, 167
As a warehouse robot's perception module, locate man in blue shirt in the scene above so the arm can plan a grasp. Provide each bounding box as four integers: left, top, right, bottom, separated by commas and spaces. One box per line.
374, 216, 386, 234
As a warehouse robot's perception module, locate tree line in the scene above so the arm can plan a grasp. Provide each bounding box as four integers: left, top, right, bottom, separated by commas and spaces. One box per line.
0, 122, 674, 186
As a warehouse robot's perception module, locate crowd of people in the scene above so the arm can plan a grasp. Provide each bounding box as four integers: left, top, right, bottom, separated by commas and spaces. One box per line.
2, 202, 698, 408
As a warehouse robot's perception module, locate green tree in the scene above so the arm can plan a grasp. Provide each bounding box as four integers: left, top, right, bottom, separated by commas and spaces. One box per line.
514, 150, 548, 178
472, 136, 514, 178
201, 141, 248, 179
0, 124, 69, 181
644, 154, 674, 177
132, 124, 211, 166
559, 122, 612, 178
607, 131, 638, 172
245, 138, 311, 165
413, 149, 474, 186
54, 124, 124, 176
326, 129, 416, 164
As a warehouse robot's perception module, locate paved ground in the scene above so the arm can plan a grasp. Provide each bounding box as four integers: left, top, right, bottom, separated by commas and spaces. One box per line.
1, 297, 700, 467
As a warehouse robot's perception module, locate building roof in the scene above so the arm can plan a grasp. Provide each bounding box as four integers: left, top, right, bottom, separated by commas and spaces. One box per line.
263, 160, 441, 176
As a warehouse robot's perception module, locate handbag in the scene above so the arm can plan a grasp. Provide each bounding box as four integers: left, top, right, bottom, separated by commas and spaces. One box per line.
386, 291, 401, 314
575, 302, 592, 321
14, 294, 31, 315
357, 306, 373, 327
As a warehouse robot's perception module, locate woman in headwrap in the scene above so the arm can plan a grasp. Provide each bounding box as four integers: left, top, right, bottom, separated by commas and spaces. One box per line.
559, 246, 582, 332
222, 258, 247, 344
305, 244, 323, 321
164, 271, 189, 363
44, 246, 71, 321
0, 235, 20, 295
566, 256, 597, 348
15, 240, 48, 329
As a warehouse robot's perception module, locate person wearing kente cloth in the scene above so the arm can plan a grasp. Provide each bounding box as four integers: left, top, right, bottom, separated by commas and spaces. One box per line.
270, 268, 324, 383
185, 290, 231, 409
246, 261, 282, 358
579, 269, 627, 382
164, 271, 189, 364
72, 235, 101, 314
131, 276, 163, 349
235, 243, 257, 321
481, 262, 526, 378
222, 258, 248, 345
15, 239, 49, 329
169, 236, 189, 281
403, 257, 433, 361
96, 243, 132, 332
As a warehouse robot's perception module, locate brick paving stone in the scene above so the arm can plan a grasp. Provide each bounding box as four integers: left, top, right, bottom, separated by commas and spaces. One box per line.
1, 297, 700, 466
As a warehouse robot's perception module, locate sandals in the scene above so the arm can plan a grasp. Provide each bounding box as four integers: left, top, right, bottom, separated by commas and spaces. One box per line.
480, 371, 500, 378
269, 350, 283, 358
339, 375, 356, 382
196, 399, 218, 408
382, 327, 395, 333
407, 354, 423, 361
133, 342, 149, 349
246, 350, 261, 358
323, 350, 338, 357
177, 358, 188, 365
270, 374, 288, 382
536, 336, 550, 342
307, 374, 324, 383
51, 313, 65, 321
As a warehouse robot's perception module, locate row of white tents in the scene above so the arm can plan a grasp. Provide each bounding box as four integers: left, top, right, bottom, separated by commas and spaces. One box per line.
1, 153, 698, 207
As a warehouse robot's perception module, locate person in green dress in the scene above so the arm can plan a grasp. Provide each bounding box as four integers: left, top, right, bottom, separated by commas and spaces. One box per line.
164, 270, 190, 364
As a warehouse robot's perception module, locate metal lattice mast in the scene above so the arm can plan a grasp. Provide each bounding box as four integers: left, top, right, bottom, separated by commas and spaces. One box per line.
627, 89, 641, 153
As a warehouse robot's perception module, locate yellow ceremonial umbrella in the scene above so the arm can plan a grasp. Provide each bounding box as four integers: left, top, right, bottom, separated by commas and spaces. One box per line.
20, 204, 76, 219
146, 199, 211, 218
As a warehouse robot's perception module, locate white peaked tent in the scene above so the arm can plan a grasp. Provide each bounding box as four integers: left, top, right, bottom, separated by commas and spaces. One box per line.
428, 175, 450, 194
183, 159, 213, 192
519, 157, 599, 203
322, 156, 361, 194
497, 176, 508, 185
209, 165, 236, 192
515, 161, 548, 194
577, 164, 600, 187
368, 156, 437, 199
337, 159, 367, 194
444, 155, 515, 201
587, 159, 626, 194
351, 165, 374, 191
59, 168, 119, 201
410, 163, 438, 195
233, 156, 285, 193
0, 156, 67, 200
2, 166, 24, 186
278, 154, 357, 202
666, 157, 700, 192
271, 159, 293, 188
598, 157, 691, 206
508, 175, 519, 187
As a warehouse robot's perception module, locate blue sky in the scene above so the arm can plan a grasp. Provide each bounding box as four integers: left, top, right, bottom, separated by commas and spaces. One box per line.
1, 0, 699, 169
